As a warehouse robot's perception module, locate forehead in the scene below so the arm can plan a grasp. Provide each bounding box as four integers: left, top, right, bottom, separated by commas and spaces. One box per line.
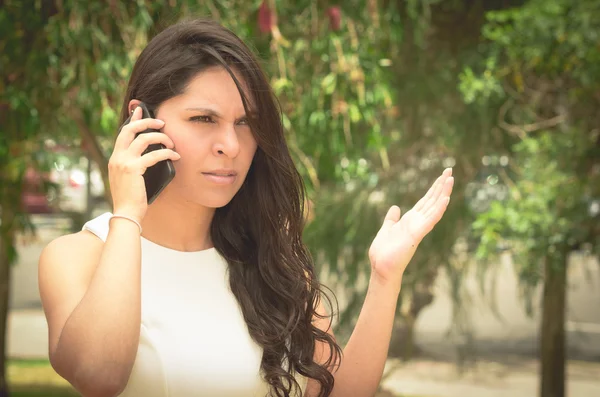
179, 66, 255, 110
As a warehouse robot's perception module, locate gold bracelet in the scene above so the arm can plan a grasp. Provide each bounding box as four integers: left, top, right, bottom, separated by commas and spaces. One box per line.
109, 214, 143, 234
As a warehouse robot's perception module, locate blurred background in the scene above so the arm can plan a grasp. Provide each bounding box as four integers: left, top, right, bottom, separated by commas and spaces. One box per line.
2, 0, 599, 396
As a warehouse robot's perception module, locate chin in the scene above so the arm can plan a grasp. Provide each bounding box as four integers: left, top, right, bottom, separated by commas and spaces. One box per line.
194, 192, 237, 209
201, 199, 235, 209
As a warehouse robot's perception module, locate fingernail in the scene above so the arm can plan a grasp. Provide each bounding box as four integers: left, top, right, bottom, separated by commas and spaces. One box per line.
157, 119, 165, 125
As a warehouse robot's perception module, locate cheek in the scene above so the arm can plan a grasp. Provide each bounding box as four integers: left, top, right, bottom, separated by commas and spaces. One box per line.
243, 133, 258, 158
167, 133, 196, 175
170, 130, 207, 158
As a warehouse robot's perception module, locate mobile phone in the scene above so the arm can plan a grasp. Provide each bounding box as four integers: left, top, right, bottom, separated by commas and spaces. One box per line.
119, 102, 176, 204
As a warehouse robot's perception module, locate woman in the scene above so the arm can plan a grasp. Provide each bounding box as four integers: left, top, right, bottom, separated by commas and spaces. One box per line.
38, 18, 454, 397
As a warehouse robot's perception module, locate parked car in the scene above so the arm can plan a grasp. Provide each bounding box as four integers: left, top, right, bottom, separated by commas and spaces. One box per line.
20, 155, 106, 215
21, 167, 59, 214
50, 155, 106, 214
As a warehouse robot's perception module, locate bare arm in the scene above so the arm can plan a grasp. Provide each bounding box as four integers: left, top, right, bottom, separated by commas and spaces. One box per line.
306, 169, 454, 396
304, 279, 398, 397
39, 218, 143, 397
39, 105, 180, 397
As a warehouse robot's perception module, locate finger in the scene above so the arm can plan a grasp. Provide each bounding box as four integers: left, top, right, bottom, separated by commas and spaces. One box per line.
413, 170, 448, 212
445, 175, 454, 196
422, 170, 452, 213
428, 196, 450, 228
424, 177, 453, 219
129, 132, 175, 155
381, 205, 401, 229
116, 116, 166, 151
132, 104, 143, 121
138, 148, 181, 169
413, 177, 441, 212
114, 106, 143, 150
419, 195, 451, 237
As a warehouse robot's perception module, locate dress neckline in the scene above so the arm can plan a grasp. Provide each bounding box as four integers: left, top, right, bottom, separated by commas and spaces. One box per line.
141, 235, 218, 256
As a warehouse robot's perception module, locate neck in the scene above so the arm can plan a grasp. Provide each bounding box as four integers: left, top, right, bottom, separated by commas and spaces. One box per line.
139, 191, 215, 252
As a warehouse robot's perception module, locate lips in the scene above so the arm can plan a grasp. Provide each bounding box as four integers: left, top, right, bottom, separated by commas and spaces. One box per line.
202, 171, 237, 185
203, 169, 237, 176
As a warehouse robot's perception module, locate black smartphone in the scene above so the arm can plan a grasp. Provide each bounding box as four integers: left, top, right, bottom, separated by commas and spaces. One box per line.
119, 102, 176, 204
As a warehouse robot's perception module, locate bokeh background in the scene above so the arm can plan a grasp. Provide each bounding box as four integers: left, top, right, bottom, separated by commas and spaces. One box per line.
2, 1, 600, 396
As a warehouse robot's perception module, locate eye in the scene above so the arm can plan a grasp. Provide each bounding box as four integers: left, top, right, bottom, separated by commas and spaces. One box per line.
237, 118, 249, 126
189, 115, 214, 123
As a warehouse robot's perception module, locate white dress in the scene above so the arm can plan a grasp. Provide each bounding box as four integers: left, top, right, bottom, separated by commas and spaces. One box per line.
82, 212, 307, 397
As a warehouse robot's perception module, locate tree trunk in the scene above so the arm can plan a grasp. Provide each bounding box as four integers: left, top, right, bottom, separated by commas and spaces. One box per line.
0, 187, 17, 397
74, 111, 113, 207
540, 253, 567, 397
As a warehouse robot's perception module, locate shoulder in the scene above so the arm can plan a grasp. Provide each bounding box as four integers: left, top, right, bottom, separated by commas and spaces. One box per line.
40, 230, 105, 264
38, 230, 105, 293
38, 211, 113, 263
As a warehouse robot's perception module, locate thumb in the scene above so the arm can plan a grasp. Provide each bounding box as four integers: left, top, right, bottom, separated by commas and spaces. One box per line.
382, 205, 401, 228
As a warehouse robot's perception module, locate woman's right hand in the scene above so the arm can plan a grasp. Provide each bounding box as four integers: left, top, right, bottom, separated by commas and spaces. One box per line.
108, 106, 181, 223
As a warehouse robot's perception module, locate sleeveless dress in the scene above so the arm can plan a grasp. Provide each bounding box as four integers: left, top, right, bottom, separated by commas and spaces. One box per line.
82, 212, 307, 397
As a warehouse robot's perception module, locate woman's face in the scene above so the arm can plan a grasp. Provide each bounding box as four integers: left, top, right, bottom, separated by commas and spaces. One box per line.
143, 67, 258, 208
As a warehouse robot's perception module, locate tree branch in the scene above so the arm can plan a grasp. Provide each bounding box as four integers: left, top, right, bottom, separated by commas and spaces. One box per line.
498, 98, 567, 137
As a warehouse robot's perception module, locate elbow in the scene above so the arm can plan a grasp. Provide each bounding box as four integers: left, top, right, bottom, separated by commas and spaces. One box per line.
73, 365, 129, 397
51, 353, 129, 397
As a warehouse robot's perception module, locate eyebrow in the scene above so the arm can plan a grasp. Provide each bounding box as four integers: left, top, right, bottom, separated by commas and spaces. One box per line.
184, 107, 257, 119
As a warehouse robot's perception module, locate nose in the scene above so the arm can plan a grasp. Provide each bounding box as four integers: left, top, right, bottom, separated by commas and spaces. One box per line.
212, 123, 240, 158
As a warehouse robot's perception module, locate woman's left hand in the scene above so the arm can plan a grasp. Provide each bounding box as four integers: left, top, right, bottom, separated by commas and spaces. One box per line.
368, 168, 454, 289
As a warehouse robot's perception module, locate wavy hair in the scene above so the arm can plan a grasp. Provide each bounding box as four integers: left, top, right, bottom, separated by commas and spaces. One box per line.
118, 18, 342, 396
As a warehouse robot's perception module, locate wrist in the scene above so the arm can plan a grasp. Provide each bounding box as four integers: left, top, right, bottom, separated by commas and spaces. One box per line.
109, 214, 143, 234
368, 273, 402, 296
112, 206, 143, 222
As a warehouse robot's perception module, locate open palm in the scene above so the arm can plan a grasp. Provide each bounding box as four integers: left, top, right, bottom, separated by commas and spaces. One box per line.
369, 168, 454, 287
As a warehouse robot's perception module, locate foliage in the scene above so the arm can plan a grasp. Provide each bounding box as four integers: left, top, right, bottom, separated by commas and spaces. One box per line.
0, 1, 64, 249
462, 0, 600, 305
461, 1, 600, 395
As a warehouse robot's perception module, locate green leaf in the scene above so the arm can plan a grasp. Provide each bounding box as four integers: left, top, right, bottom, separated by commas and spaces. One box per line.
321, 73, 337, 95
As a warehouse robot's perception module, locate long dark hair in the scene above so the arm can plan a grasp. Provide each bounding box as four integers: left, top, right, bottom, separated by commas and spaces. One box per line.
119, 18, 342, 396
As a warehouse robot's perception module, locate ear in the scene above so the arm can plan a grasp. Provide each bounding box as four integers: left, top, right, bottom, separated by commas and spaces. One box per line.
128, 99, 142, 114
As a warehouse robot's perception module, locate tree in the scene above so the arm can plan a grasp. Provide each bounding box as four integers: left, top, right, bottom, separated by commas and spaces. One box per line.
463, 1, 600, 396
0, 1, 67, 394
302, 0, 524, 358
